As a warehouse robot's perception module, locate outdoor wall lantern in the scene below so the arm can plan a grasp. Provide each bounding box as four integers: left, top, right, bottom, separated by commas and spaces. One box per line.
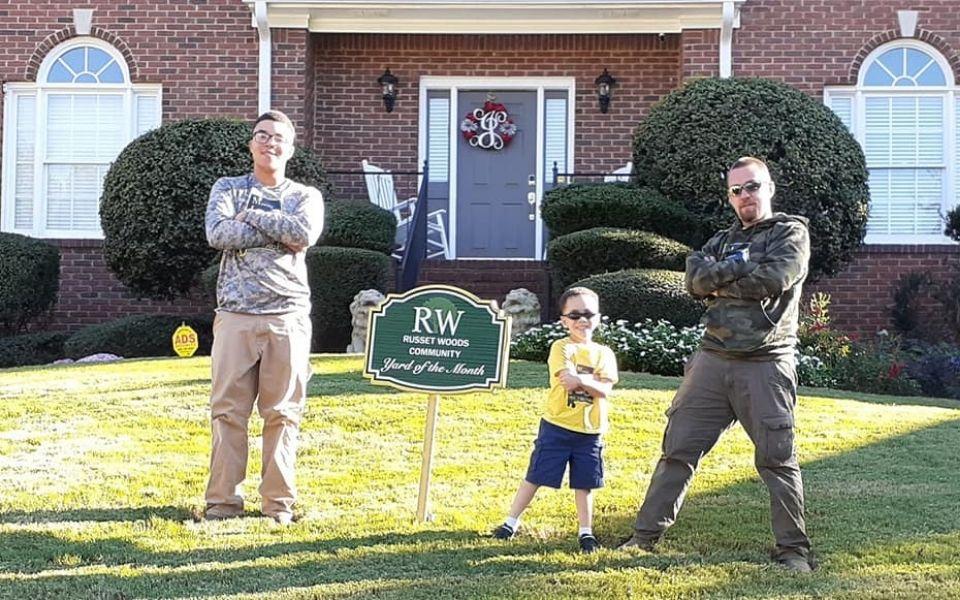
594, 68, 617, 114
377, 68, 399, 113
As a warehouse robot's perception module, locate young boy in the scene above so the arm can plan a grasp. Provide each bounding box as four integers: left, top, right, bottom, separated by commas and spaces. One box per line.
492, 286, 618, 553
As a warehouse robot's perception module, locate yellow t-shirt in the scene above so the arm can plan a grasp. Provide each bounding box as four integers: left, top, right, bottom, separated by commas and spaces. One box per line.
543, 337, 619, 434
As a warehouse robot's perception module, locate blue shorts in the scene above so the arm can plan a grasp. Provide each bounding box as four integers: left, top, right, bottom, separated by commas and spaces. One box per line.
524, 419, 604, 490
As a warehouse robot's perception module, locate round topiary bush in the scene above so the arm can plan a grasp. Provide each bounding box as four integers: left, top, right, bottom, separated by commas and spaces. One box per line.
0, 331, 69, 368
548, 228, 690, 288
321, 200, 397, 254
0, 233, 60, 335
571, 269, 705, 327
632, 77, 869, 279
541, 183, 702, 244
100, 118, 329, 300
306, 246, 392, 352
63, 314, 214, 359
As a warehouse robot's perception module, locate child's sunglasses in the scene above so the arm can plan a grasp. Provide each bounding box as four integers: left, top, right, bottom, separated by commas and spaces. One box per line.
561, 311, 598, 321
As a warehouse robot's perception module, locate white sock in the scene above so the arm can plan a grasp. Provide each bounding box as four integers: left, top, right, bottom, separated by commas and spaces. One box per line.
505, 516, 520, 530
579, 526, 593, 537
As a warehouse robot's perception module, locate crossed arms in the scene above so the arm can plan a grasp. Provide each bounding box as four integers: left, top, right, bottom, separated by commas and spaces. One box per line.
205, 178, 324, 253
686, 221, 810, 301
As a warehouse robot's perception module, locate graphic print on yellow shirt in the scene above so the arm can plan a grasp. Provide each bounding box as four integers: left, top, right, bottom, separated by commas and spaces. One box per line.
543, 337, 618, 434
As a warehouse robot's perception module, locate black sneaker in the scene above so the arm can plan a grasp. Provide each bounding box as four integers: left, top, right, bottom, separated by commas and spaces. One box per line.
491, 523, 515, 540
579, 533, 601, 554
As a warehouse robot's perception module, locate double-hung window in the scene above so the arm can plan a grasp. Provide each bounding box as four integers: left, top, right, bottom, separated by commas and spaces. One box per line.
1, 38, 161, 238
825, 41, 958, 244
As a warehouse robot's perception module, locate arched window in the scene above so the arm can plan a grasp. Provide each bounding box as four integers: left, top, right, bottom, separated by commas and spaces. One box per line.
825, 41, 957, 243
2, 38, 161, 238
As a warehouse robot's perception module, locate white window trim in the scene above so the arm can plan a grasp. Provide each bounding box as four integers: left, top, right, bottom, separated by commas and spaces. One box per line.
1, 38, 161, 239
418, 76, 576, 260
824, 39, 958, 245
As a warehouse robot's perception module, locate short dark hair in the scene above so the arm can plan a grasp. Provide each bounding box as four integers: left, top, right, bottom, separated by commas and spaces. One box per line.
727, 156, 770, 179
253, 110, 295, 139
558, 286, 599, 313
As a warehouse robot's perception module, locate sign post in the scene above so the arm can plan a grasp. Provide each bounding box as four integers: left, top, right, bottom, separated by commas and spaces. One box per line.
363, 285, 511, 522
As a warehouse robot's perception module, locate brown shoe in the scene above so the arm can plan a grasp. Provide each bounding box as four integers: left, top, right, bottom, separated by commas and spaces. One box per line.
204, 506, 243, 521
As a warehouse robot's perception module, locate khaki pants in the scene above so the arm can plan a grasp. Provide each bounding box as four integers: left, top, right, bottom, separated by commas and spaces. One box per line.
204, 311, 312, 518
633, 350, 810, 558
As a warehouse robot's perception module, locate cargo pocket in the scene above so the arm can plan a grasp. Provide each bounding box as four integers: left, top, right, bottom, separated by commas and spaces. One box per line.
761, 414, 795, 466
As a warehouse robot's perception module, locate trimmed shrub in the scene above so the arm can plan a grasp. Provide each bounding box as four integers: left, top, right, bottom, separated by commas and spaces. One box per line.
306, 246, 392, 352
541, 183, 703, 244
633, 77, 869, 279
548, 228, 690, 288
64, 314, 214, 359
321, 200, 397, 254
945, 205, 960, 242
570, 269, 704, 327
0, 233, 60, 335
100, 118, 329, 300
0, 331, 69, 368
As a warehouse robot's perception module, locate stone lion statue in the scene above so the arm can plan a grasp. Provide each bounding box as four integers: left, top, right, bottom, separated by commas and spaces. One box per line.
502, 288, 541, 340
346, 289, 385, 353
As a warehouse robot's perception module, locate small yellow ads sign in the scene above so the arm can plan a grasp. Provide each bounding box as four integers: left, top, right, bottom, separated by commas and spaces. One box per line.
172, 323, 199, 358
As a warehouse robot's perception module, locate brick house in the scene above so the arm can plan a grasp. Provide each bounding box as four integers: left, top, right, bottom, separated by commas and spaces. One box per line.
2, 0, 959, 337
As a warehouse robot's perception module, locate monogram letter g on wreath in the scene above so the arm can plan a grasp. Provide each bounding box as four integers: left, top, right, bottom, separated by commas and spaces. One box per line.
460, 96, 517, 151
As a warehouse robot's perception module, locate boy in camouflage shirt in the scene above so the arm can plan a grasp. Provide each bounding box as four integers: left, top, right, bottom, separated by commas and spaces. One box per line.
203, 110, 324, 525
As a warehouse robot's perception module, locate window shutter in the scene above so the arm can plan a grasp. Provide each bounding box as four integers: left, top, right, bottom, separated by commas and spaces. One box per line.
14, 95, 37, 230
827, 95, 853, 132
543, 97, 567, 180
427, 97, 449, 182
133, 90, 161, 137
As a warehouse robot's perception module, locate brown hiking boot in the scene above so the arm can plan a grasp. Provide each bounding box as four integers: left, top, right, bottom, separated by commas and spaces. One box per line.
617, 534, 657, 552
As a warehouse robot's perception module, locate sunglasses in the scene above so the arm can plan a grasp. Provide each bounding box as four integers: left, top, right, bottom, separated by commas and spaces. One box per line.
728, 180, 765, 197
562, 311, 598, 321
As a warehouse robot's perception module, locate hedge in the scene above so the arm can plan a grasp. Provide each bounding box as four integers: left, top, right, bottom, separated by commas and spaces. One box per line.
570, 269, 704, 327
0, 233, 60, 335
100, 118, 329, 300
541, 183, 703, 244
548, 228, 691, 288
0, 331, 69, 368
64, 314, 214, 360
306, 246, 393, 352
321, 200, 397, 255
632, 77, 869, 279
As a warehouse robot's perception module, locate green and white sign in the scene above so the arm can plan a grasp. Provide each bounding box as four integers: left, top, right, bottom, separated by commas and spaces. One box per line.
364, 285, 511, 393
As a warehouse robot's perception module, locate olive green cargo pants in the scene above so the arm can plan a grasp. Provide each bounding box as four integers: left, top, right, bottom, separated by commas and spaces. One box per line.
633, 350, 810, 557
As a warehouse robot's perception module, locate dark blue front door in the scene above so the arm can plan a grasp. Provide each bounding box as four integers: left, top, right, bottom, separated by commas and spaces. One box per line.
456, 91, 537, 258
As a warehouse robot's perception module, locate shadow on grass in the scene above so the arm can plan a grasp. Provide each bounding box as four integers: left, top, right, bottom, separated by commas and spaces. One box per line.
603, 418, 960, 570
3, 419, 960, 598
0, 505, 195, 525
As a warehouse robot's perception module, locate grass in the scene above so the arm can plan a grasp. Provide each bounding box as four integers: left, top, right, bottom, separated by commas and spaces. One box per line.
1, 355, 960, 599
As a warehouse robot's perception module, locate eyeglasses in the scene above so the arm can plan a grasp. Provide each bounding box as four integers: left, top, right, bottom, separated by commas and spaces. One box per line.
252, 130, 291, 146
728, 180, 766, 197
562, 311, 598, 321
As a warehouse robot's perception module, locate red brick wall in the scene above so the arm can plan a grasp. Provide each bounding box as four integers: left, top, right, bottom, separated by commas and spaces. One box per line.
311, 33, 681, 185
808, 246, 960, 341
49, 240, 209, 333
0, 1, 315, 333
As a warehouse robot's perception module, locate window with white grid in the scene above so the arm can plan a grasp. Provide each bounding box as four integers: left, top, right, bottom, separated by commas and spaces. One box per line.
2, 38, 161, 238
824, 41, 957, 244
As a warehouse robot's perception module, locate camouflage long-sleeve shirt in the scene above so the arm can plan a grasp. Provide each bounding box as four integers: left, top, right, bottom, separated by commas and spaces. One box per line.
686, 213, 810, 359
205, 174, 324, 314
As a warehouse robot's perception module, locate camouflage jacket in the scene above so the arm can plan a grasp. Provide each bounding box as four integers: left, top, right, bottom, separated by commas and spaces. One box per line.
686, 213, 810, 359
205, 174, 324, 315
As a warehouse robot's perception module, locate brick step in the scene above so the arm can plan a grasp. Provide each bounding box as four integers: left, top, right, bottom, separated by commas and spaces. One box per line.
417, 260, 551, 318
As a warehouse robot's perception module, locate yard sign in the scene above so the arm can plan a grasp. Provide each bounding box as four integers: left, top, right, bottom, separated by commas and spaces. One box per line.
363, 285, 511, 521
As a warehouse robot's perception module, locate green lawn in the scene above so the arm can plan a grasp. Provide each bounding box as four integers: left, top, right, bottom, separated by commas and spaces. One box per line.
1, 356, 960, 599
